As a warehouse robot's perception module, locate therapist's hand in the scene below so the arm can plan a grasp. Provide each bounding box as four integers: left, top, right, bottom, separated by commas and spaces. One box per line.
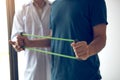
71, 41, 90, 60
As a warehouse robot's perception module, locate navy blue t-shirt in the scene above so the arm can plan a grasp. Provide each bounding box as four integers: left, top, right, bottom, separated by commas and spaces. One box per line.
49, 0, 108, 80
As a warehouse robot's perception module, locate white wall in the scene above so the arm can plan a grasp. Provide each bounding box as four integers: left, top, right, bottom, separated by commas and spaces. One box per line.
99, 0, 120, 80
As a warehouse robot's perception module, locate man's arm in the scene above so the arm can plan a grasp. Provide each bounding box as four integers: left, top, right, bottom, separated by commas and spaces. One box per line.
26, 30, 52, 47
71, 24, 107, 60
23, 37, 51, 48
9, 30, 52, 52
88, 24, 106, 56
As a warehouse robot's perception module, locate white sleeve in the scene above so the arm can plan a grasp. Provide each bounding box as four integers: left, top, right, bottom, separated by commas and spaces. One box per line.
11, 9, 24, 41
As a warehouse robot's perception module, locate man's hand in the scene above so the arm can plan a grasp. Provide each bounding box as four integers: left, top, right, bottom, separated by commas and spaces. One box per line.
71, 41, 90, 60
9, 40, 24, 52
9, 35, 25, 52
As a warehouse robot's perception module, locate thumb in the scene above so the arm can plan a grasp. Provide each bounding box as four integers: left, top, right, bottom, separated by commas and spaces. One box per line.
9, 40, 16, 45
71, 42, 76, 47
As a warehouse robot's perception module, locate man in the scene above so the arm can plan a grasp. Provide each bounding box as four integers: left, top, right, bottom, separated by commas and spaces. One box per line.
10, 0, 108, 80
9, 0, 51, 80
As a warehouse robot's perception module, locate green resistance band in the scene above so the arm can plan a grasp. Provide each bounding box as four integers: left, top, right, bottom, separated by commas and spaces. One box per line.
21, 33, 77, 60
26, 47, 77, 60
22, 33, 74, 42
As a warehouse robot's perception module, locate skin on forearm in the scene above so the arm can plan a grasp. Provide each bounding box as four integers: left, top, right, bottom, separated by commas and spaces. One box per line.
71, 24, 106, 60
25, 30, 52, 48
88, 35, 106, 56
88, 24, 107, 56
26, 38, 51, 48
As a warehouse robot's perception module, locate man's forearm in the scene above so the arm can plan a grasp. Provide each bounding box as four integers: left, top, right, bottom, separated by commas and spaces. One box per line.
88, 35, 106, 56
26, 38, 51, 48
88, 24, 107, 56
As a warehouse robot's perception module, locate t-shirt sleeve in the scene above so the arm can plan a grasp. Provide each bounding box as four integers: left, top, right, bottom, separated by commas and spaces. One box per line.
90, 0, 108, 27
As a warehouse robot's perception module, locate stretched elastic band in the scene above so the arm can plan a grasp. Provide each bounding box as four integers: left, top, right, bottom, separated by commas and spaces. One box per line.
26, 47, 77, 60
20, 32, 78, 60
22, 33, 74, 42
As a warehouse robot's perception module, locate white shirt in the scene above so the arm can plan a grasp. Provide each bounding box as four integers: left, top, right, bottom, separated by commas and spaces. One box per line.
11, 1, 51, 80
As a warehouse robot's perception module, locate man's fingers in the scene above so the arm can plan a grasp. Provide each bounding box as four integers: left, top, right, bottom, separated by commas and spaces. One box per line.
17, 35, 25, 46
71, 42, 75, 47
9, 39, 24, 52
71, 41, 89, 60
75, 41, 87, 48
77, 53, 89, 60
71, 41, 87, 48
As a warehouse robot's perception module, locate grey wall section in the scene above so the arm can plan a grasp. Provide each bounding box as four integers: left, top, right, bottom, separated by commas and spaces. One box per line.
99, 0, 120, 80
